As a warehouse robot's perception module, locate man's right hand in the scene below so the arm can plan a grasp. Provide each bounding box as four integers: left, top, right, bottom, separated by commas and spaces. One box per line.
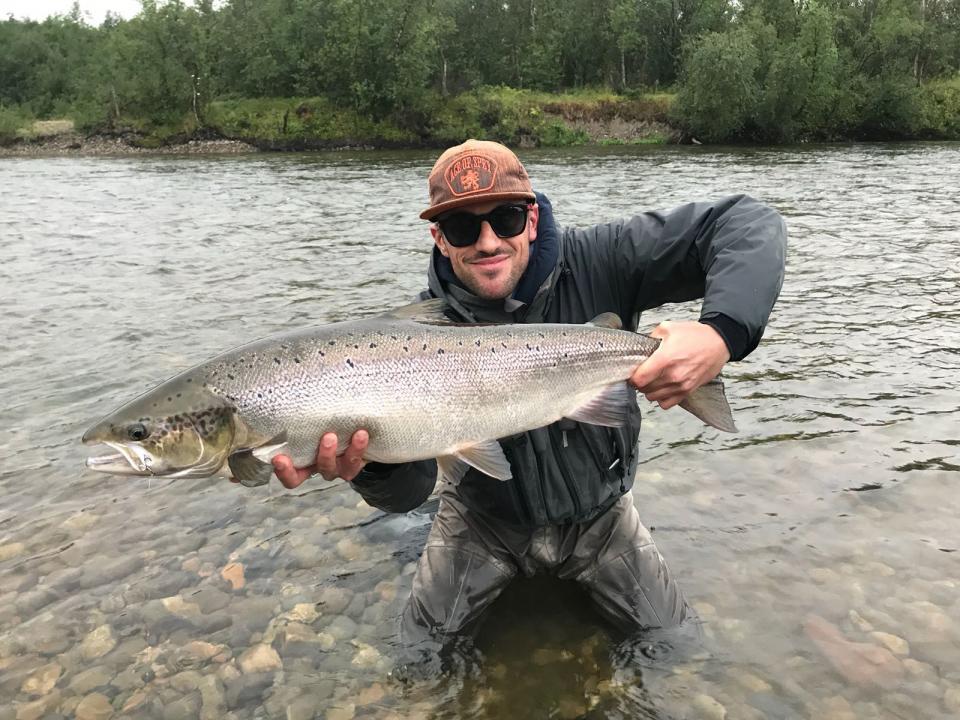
272, 430, 369, 489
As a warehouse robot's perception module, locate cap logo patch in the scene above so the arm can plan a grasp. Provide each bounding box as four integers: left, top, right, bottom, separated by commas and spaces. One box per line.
444, 154, 497, 197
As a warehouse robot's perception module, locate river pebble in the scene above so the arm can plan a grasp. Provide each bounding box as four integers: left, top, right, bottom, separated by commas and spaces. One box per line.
870, 631, 910, 656
80, 625, 116, 660
238, 644, 282, 673
20, 662, 61, 696
220, 562, 245, 590
944, 687, 960, 713
692, 693, 726, 720
326, 703, 356, 720
75, 692, 113, 720
14, 689, 61, 720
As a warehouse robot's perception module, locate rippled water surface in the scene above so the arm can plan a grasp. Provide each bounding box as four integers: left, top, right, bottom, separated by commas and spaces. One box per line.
0, 143, 958, 719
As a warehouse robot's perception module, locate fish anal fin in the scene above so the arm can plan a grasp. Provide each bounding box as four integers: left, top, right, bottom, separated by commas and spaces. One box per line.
586, 312, 622, 330
451, 440, 512, 481
228, 450, 274, 487
679, 377, 738, 432
565, 382, 634, 427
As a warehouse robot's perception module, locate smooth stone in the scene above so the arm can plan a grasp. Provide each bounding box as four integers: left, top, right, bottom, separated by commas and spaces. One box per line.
324, 616, 357, 641
175, 640, 224, 666
316, 633, 336, 651
14, 689, 61, 720
870, 631, 909, 656
99, 594, 126, 614
335, 538, 364, 562
944, 687, 960, 714
692, 694, 726, 720
198, 675, 226, 720
345, 593, 367, 619
233, 597, 276, 632
356, 683, 385, 705
80, 625, 117, 661
163, 692, 201, 720
848, 610, 873, 633
902, 658, 937, 680
15, 588, 59, 616
75, 692, 113, 720
62, 513, 100, 531
141, 571, 196, 600
0, 570, 37, 594
285, 694, 324, 720
350, 643, 382, 669
735, 672, 772, 694
225, 672, 273, 709
0, 543, 25, 561
170, 670, 204, 693
287, 603, 320, 624
80, 557, 141, 590
181, 557, 201, 574
220, 562, 245, 590
317, 587, 352, 615
326, 703, 356, 720
44, 567, 83, 593
69, 666, 114, 694
374, 581, 396, 604
21, 662, 61, 696
190, 586, 232, 614
238, 644, 282, 674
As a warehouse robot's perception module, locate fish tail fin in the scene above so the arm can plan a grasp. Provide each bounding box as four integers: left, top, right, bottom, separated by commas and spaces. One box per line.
679, 377, 738, 432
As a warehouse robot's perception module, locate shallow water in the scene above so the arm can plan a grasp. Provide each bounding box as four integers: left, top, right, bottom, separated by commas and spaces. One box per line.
0, 143, 958, 719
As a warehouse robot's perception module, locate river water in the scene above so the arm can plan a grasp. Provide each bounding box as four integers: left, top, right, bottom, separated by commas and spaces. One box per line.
0, 143, 958, 719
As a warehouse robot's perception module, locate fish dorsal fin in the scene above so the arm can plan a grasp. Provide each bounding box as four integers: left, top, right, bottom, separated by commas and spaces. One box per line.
565, 382, 634, 427
587, 312, 622, 330
449, 440, 513, 481
679, 377, 738, 432
381, 298, 454, 324
436, 455, 470, 486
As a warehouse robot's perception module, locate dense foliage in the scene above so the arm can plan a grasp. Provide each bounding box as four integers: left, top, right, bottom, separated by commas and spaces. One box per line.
1, 0, 958, 143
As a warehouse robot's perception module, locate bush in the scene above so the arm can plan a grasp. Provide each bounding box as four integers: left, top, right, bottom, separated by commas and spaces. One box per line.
0, 106, 31, 144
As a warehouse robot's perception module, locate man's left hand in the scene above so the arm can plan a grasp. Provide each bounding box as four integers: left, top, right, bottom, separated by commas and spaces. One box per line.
630, 321, 730, 410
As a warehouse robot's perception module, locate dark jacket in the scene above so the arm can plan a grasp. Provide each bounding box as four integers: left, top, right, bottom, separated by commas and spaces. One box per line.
351, 193, 787, 527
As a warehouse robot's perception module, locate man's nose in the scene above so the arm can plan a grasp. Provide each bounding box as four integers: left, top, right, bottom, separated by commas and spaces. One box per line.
474, 221, 500, 252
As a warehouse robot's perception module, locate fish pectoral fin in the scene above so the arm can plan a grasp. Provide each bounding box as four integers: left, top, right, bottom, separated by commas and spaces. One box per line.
565, 382, 635, 427
452, 441, 513, 481
679, 377, 738, 432
228, 450, 274, 487
436, 455, 470, 486
586, 312, 622, 330
382, 298, 454, 324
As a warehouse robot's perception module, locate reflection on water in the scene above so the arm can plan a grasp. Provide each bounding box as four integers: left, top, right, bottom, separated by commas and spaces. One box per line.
0, 143, 958, 719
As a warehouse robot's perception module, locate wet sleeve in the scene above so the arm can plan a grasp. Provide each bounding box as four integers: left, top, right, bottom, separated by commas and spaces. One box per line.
348, 460, 437, 513
584, 195, 787, 360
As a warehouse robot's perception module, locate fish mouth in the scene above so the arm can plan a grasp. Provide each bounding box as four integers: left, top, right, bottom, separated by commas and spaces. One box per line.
84, 442, 154, 477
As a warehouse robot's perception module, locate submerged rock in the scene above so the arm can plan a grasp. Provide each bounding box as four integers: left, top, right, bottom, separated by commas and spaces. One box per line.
803, 614, 904, 688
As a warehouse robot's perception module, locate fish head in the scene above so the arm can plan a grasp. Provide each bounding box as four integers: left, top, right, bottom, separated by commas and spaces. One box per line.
82, 382, 238, 478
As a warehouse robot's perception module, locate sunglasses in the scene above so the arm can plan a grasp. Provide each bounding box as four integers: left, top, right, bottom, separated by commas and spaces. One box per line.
437, 204, 530, 248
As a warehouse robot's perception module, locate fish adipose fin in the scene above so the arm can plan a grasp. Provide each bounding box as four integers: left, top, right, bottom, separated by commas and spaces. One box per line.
679, 377, 738, 432
437, 440, 513, 484
586, 312, 623, 330
229, 431, 288, 487
565, 382, 634, 427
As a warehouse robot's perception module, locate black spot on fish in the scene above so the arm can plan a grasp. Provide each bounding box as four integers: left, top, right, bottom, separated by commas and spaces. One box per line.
437, 348, 445, 355
458, 341, 463, 346
538, 332, 545, 338
353, 344, 360, 350
346, 359, 355, 369
475, 339, 481, 347
167, 397, 172, 402
390, 335, 397, 340
403, 346, 409, 352
406, 335, 412, 341
598, 342, 604, 348
227, 374, 234, 380
526, 343, 533, 350
318, 350, 325, 357
369, 343, 377, 348
422, 343, 428, 351
490, 347, 496, 354
186, 378, 192, 383
257, 392, 263, 398
294, 357, 301, 364
329, 341, 336, 346
562, 332, 567, 336
501, 342, 507, 348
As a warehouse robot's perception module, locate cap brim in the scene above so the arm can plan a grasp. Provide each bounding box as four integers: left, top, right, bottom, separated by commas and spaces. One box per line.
420, 191, 537, 220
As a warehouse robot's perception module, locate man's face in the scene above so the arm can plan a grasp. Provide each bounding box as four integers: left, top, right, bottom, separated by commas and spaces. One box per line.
431, 200, 539, 300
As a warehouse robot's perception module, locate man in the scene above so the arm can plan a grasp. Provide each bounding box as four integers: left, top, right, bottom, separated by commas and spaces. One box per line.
273, 139, 787, 643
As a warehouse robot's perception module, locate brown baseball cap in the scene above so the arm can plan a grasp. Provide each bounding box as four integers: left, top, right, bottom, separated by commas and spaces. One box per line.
420, 139, 535, 220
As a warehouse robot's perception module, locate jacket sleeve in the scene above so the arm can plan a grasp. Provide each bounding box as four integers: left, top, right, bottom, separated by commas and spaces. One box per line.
348, 460, 436, 513
574, 194, 787, 360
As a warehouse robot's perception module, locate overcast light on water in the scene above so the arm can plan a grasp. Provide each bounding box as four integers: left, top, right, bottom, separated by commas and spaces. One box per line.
0, 143, 958, 719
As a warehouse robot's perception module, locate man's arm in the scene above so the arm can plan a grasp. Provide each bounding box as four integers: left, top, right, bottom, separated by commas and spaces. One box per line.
570, 194, 787, 408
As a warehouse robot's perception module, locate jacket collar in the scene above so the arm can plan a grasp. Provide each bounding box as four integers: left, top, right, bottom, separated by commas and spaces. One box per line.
427, 191, 562, 323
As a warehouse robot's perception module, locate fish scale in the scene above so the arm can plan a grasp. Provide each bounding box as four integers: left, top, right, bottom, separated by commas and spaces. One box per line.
82, 301, 735, 486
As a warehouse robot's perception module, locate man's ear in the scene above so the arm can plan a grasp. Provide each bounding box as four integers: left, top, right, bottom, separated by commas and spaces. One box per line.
528, 203, 540, 243
430, 224, 449, 257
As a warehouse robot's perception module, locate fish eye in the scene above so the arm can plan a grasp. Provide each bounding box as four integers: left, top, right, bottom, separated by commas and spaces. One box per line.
127, 423, 149, 442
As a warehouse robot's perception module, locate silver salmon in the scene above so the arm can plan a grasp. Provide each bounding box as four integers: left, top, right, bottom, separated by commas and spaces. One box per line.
82, 301, 736, 486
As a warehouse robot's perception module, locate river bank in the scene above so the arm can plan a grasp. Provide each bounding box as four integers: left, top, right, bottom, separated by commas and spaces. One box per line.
0, 91, 680, 157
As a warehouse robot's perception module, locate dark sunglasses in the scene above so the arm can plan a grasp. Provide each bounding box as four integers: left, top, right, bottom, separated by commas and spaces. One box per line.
437, 204, 530, 248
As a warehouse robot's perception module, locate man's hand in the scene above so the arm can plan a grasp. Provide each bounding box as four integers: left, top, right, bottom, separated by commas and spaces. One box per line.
271, 430, 369, 489
630, 321, 730, 410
